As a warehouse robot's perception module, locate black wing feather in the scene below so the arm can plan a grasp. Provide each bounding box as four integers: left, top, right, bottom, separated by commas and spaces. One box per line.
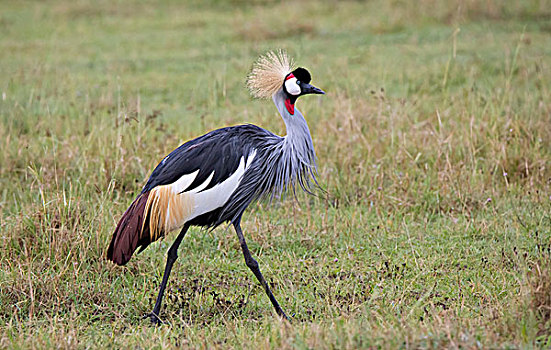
141, 125, 266, 194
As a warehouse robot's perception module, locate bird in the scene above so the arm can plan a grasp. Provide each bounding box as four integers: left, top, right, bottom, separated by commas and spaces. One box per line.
106, 50, 325, 324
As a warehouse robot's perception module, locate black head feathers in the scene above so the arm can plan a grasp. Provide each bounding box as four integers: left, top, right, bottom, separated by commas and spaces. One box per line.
291, 67, 311, 84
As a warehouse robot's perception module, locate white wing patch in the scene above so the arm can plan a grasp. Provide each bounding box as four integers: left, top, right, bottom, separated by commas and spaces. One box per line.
186, 149, 257, 221
171, 169, 199, 193
188, 171, 215, 193
161, 149, 258, 231
246, 149, 257, 167
188, 157, 246, 220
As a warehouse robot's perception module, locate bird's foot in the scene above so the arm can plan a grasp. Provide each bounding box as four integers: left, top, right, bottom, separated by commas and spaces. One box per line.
277, 309, 292, 322
143, 311, 164, 325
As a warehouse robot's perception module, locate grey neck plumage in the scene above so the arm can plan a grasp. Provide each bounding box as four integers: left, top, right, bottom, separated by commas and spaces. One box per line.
270, 88, 318, 195
217, 88, 320, 221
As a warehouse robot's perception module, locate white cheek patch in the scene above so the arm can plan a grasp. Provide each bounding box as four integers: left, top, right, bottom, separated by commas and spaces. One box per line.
285, 77, 301, 96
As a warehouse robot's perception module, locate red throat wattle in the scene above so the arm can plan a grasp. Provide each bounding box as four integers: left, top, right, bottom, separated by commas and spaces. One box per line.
285, 99, 295, 115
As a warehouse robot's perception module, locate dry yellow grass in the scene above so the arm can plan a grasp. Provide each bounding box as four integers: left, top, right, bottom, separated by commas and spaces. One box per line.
1, 0, 550, 348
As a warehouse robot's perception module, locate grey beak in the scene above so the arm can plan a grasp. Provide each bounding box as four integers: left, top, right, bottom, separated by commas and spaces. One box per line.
303, 84, 325, 95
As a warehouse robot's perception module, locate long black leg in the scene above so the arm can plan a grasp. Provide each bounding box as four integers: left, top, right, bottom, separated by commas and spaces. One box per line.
233, 219, 290, 320
144, 223, 190, 325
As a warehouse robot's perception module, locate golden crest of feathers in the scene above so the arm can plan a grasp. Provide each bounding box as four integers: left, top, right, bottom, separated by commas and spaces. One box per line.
247, 50, 295, 99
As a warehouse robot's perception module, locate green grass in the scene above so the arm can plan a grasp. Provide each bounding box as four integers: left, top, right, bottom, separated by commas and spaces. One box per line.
1, 0, 551, 348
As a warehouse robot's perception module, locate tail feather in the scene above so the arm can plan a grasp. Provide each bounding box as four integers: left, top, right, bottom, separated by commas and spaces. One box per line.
107, 191, 153, 265
107, 183, 194, 265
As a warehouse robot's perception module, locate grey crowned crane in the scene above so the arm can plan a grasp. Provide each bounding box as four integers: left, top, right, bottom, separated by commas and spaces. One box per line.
107, 51, 325, 324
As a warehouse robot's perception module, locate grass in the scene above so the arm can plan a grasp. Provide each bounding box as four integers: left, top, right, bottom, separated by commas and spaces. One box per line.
1, 0, 551, 348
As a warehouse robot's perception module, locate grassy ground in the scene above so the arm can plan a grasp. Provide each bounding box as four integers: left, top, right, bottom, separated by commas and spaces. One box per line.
1, 0, 551, 348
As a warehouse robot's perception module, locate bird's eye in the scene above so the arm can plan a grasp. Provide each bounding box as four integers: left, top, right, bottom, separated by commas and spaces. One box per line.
296, 80, 301, 85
